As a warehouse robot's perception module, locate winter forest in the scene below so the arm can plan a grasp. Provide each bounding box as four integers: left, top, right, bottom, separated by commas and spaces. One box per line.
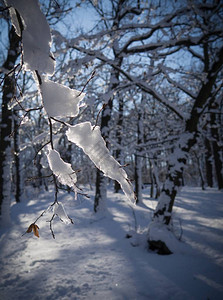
0, 0, 223, 299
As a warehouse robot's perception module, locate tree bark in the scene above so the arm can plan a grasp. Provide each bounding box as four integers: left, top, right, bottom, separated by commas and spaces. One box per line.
114, 97, 123, 193
94, 62, 122, 211
209, 102, 223, 189
153, 46, 223, 225
135, 99, 144, 204
194, 151, 205, 190
94, 99, 112, 212
205, 138, 213, 187
0, 26, 21, 221
13, 110, 22, 202
134, 153, 143, 203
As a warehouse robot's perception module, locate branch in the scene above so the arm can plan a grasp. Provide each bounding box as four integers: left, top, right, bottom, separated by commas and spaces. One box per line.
161, 66, 197, 99
0, 63, 21, 86
48, 117, 54, 149
50, 117, 68, 127
93, 103, 108, 130
187, 46, 223, 132
10, 106, 43, 137
33, 141, 51, 163
26, 173, 53, 183
47, 214, 56, 239
125, 30, 222, 55
71, 45, 184, 119
77, 69, 96, 97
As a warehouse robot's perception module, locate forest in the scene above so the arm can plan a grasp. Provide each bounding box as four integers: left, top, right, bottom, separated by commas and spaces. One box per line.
0, 0, 223, 299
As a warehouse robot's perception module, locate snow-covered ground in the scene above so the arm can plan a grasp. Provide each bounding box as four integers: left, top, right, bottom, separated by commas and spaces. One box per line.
0, 186, 223, 300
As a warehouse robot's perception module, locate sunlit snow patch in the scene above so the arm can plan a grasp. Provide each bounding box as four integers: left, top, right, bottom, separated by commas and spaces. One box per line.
40, 77, 85, 118
66, 121, 135, 203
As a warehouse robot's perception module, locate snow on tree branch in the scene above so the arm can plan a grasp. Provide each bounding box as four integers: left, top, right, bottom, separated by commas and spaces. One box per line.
66, 122, 136, 203
47, 149, 77, 188
5, 0, 55, 75
5, 0, 138, 238
76, 45, 185, 119
39, 76, 85, 118
53, 202, 72, 225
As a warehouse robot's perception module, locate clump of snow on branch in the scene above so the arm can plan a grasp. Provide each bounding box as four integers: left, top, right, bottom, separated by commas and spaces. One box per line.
53, 202, 71, 225
66, 122, 135, 203
6, 0, 135, 207
5, 0, 55, 75
7, 6, 22, 36
47, 149, 77, 187
39, 77, 85, 118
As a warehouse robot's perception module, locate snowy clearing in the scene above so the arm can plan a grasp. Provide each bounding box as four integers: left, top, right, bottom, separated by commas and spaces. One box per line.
0, 186, 223, 300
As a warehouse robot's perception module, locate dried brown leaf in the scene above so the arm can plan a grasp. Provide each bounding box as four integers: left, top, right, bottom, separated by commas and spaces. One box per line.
32, 224, 40, 238
26, 224, 34, 233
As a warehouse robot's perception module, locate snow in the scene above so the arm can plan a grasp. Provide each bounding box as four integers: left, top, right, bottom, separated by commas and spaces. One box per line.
47, 149, 77, 187
53, 202, 72, 225
40, 76, 85, 118
7, 6, 22, 37
0, 186, 223, 299
5, 0, 55, 75
66, 122, 135, 203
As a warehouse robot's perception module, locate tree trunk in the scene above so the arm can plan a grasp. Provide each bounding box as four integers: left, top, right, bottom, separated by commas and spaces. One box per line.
205, 138, 213, 187
134, 153, 143, 203
94, 170, 107, 212
0, 26, 21, 224
153, 46, 223, 223
194, 152, 205, 190
94, 58, 122, 211
149, 159, 154, 198
153, 133, 192, 224
94, 99, 112, 212
13, 110, 22, 202
135, 96, 144, 204
114, 97, 123, 193
148, 46, 223, 253
212, 139, 223, 189
210, 110, 223, 189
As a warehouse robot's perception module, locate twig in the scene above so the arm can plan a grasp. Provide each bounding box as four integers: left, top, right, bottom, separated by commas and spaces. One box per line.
48, 117, 54, 149
10, 106, 43, 137
0, 63, 20, 86
77, 70, 96, 97
35, 70, 42, 85
26, 173, 53, 182
34, 141, 51, 163
34, 209, 48, 224
47, 214, 56, 239
21, 204, 51, 237
13, 95, 25, 111
119, 163, 130, 168
16, 80, 24, 99
93, 103, 107, 130
50, 116, 68, 127
58, 185, 90, 198
0, 6, 11, 12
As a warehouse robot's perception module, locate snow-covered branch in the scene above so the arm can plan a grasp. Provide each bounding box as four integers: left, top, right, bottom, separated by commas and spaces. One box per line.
160, 66, 197, 99
66, 122, 135, 203
71, 45, 185, 120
